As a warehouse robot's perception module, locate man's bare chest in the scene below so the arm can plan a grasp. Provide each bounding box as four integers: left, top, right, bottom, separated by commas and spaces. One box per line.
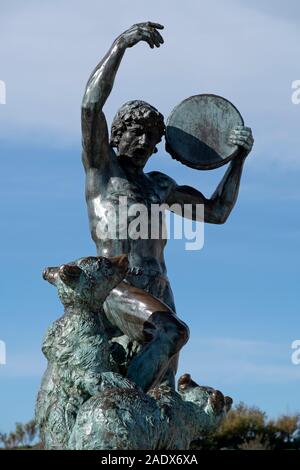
104, 176, 164, 207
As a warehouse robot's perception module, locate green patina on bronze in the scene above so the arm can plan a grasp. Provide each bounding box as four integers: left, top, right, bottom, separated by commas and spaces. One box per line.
36, 255, 232, 450
36, 20, 256, 450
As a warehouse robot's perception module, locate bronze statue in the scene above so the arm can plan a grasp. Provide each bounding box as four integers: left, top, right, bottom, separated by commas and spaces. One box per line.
81, 21, 254, 393
37, 255, 233, 450
36, 21, 254, 450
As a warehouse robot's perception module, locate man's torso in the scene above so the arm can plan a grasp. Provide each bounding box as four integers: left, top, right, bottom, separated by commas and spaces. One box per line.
85, 153, 176, 288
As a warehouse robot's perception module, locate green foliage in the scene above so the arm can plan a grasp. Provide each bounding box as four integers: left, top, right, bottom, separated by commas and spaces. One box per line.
192, 403, 300, 450
0, 420, 38, 449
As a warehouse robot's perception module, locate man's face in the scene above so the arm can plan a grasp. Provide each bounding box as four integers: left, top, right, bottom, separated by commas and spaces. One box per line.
118, 122, 163, 168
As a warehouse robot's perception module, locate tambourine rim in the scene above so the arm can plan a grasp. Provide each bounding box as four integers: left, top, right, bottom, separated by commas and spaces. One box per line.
165, 93, 244, 170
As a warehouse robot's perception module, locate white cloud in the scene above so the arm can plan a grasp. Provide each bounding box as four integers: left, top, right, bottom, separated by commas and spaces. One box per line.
178, 337, 300, 386
3, 336, 299, 389
0, 0, 300, 165
234, 0, 300, 24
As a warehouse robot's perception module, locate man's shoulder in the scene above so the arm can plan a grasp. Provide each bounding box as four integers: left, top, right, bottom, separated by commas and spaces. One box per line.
146, 171, 177, 190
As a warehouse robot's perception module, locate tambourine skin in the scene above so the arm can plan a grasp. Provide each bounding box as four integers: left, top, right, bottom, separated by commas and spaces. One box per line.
165, 94, 244, 170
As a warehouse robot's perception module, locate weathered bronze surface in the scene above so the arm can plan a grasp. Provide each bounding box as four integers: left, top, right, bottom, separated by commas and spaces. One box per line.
36, 255, 232, 449
166, 94, 244, 170
36, 21, 254, 450
81, 21, 253, 391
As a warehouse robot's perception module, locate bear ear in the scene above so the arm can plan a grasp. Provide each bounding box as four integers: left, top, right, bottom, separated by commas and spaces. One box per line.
59, 264, 82, 285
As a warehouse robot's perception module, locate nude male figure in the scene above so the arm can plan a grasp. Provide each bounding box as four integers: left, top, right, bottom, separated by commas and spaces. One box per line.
81, 22, 254, 392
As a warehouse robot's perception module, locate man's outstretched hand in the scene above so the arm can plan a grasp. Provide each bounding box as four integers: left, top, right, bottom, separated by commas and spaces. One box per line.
117, 22, 164, 49
229, 126, 254, 157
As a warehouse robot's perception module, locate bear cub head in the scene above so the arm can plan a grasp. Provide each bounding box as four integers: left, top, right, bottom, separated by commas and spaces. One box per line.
43, 254, 128, 311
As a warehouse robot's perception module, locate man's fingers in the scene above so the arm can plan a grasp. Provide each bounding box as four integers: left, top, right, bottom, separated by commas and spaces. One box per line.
132, 23, 165, 48
230, 129, 251, 137
229, 135, 251, 143
151, 30, 162, 47
147, 22, 164, 29
242, 142, 252, 150
145, 36, 155, 48
138, 29, 155, 47
229, 137, 252, 148
229, 124, 254, 151
147, 40, 155, 48
152, 29, 164, 44
141, 26, 164, 47
141, 29, 161, 48
229, 131, 254, 146
233, 125, 251, 132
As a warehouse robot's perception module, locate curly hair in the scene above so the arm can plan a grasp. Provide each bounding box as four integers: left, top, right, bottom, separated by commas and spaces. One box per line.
110, 100, 165, 148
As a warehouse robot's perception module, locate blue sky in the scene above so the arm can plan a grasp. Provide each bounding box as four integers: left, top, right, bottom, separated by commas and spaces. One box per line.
0, 0, 300, 432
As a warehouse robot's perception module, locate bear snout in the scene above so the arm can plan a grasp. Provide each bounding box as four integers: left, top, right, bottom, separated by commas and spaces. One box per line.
43, 266, 59, 285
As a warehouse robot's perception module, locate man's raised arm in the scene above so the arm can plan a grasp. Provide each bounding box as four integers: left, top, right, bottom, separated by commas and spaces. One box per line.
167, 126, 254, 224
81, 22, 164, 171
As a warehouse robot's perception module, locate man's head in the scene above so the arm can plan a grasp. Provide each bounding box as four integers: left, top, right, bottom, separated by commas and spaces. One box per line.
111, 100, 165, 168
